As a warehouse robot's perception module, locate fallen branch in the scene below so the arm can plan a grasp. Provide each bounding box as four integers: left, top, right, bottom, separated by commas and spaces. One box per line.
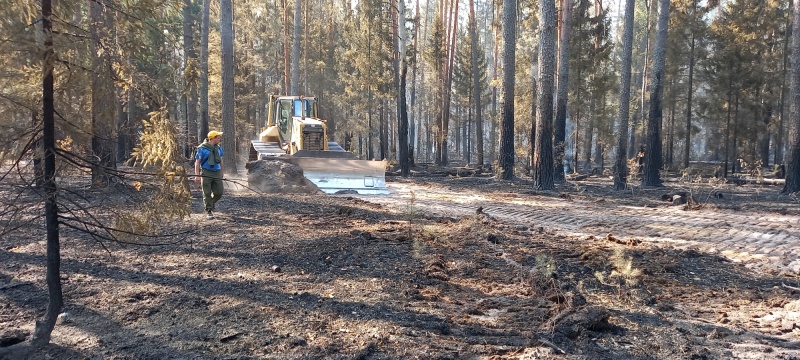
537, 337, 566, 354
782, 282, 800, 291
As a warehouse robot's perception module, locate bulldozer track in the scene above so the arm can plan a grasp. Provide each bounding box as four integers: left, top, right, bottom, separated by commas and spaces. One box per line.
358, 183, 800, 275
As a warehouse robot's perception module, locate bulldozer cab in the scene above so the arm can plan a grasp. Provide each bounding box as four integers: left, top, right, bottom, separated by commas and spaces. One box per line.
274, 97, 319, 143
276, 99, 293, 142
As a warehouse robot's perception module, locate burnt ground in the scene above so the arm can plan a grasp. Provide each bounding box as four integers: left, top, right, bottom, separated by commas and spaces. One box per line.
1, 171, 800, 359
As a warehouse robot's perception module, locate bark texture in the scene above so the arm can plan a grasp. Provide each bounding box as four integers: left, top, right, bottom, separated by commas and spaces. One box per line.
220, 0, 237, 174
613, 0, 635, 190
498, 0, 517, 180
533, 0, 556, 190
784, 0, 800, 194
641, 0, 669, 187
31, 0, 62, 346
553, 0, 573, 183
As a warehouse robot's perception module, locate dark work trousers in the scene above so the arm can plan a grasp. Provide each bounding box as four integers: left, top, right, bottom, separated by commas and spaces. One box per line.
201, 168, 223, 212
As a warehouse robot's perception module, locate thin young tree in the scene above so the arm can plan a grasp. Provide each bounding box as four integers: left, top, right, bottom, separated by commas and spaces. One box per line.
613, 0, 635, 190
553, 0, 573, 183
30, 0, 61, 346
220, 0, 237, 175
784, 0, 800, 194
498, 0, 517, 180
533, 0, 556, 189
642, 0, 670, 187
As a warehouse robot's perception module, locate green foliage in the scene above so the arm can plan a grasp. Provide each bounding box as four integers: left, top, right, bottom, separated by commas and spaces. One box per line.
568, 0, 616, 161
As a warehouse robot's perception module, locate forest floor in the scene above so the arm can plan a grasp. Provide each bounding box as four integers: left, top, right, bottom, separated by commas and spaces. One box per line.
1, 167, 800, 359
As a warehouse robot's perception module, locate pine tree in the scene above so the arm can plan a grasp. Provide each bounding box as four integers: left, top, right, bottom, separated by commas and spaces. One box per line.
784, 0, 800, 194
220, 0, 237, 175
533, 0, 556, 189
498, 0, 517, 179
553, 0, 573, 183
614, 0, 636, 190
641, 0, 669, 187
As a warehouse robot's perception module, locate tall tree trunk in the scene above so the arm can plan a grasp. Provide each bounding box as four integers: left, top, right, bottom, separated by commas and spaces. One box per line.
31, 0, 62, 345
553, 0, 573, 183
469, 0, 484, 167
440, 0, 459, 166
498, 0, 517, 179
90, 0, 116, 186
783, 0, 800, 193
220, 0, 237, 175
199, 0, 210, 141
613, 0, 635, 190
409, 0, 420, 165
533, 0, 556, 189
398, 0, 410, 176
642, 0, 669, 187
183, 0, 198, 147
632, 0, 655, 158
777, 7, 791, 167
303, 0, 308, 95
490, 0, 499, 164
291, 0, 301, 94
684, 27, 695, 169
283, 0, 290, 94
399, 66, 410, 175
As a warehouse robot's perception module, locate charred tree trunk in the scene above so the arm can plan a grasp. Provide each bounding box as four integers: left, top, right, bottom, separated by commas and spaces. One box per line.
642, 0, 669, 187
533, 0, 556, 189
783, 0, 800, 194
553, 0, 573, 183
398, 0, 410, 176
31, 0, 62, 345
498, 0, 517, 179
220, 0, 237, 175
613, 0, 635, 190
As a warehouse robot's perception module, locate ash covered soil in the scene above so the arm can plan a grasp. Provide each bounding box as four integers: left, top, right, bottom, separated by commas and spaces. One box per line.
1, 173, 800, 359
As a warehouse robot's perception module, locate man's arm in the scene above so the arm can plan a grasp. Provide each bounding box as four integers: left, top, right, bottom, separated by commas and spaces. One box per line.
219, 159, 223, 176
194, 158, 201, 184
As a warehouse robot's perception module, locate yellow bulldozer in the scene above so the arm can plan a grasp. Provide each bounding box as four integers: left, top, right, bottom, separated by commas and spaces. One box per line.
249, 95, 388, 194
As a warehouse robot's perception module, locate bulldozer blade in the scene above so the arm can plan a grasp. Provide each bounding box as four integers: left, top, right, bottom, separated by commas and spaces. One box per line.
280, 157, 389, 195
